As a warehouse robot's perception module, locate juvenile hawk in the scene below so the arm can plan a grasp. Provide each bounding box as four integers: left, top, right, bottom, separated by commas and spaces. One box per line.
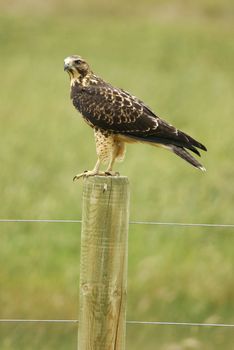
64, 55, 207, 180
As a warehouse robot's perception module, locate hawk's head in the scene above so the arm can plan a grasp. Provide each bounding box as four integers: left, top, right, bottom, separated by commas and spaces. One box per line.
64, 55, 91, 79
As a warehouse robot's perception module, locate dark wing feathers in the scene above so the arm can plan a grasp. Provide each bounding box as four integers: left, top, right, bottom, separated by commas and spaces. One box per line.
73, 84, 158, 133
72, 83, 206, 151
72, 82, 206, 169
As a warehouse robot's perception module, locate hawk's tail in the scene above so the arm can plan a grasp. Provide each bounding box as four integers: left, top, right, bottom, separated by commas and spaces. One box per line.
170, 145, 206, 171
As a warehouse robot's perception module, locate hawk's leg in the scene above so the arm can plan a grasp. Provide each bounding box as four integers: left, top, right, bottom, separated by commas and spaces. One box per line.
104, 138, 125, 176
105, 156, 120, 176
73, 159, 106, 181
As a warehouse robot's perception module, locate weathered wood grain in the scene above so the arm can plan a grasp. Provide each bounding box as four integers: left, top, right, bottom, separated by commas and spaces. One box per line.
78, 176, 130, 350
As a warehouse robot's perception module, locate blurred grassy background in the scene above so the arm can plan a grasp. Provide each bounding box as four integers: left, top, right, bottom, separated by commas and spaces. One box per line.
0, 1, 234, 349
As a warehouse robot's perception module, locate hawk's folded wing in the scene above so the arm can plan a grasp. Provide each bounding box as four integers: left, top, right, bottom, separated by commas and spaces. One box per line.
72, 84, 206, 156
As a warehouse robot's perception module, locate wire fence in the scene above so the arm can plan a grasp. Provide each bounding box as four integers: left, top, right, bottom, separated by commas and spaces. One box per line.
1, 218, 234, 228
0, 319, 233, 328
0, 218, 233, 331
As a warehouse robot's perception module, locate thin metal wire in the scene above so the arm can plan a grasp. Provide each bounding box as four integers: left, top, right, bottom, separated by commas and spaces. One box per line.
130, 221, 234, 228
0, 219, 234, 228
127, 320, 234, 328
0, 319, 233, 328
0, 319, 77, 324
0, 219, 82, 224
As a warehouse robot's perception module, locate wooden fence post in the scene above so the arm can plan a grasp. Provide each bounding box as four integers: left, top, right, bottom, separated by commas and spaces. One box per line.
78, 176, 130, 350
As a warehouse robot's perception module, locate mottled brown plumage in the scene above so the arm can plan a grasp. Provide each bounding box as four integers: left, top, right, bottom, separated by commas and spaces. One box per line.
64, 55, 207, 180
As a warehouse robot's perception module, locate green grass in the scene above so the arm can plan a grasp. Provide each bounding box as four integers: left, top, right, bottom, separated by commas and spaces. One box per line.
0, 5, 234, 349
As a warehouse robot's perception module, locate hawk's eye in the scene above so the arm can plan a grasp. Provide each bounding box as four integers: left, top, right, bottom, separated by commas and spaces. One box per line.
74, 59, 82, 64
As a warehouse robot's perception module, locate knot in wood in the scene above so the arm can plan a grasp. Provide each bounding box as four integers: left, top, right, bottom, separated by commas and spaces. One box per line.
81, 283, 91, 295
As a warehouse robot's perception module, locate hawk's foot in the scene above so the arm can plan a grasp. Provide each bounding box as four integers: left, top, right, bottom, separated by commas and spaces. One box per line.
73, 170, 106, 182
105, 171, 120, 176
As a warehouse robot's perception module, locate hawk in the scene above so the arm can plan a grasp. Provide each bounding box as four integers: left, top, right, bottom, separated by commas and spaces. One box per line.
64, 55, 207, 180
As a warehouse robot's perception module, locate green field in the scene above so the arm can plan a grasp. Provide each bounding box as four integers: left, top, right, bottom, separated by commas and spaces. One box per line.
0, 1, 234, 349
